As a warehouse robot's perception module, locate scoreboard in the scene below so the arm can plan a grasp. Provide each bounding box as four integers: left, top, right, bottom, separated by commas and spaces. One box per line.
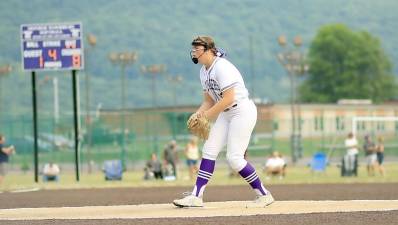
21, 22, 84, 71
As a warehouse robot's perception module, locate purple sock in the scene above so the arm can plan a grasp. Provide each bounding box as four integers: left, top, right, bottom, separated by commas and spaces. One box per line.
192, 158, 215, 197
239, 162, 268, 196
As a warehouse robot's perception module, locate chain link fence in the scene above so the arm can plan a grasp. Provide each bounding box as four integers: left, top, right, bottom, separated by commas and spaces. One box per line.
2, 111, 398, 174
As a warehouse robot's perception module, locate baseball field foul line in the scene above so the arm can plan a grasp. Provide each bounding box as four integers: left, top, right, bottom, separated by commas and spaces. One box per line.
1, 200, 398, 220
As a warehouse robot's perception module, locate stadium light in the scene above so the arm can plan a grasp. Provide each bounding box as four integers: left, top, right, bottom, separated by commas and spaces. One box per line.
276, 35, 309, 164
108, 51, 138, 168
140, 64, 167, 154
84, 33, 97, 173
140, 64, 166, 108
87, 33, 97, 47
0, 64, 12, 119
167, 74, 183, 108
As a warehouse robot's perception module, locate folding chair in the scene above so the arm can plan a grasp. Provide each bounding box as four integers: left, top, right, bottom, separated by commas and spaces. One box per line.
311, 152, 327, 172
103, 160, 123, 180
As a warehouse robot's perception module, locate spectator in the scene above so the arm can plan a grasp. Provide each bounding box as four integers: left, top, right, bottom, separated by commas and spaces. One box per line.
343, 132, 359, 176
42, 162, 60, 182
163, 140, 179, 178
185, 137, 200, 180
264, 151, 286, 180
0, 134, 15, 185
144, 153, 163, 180
363, 135, 377, 176
376, 136, 385, 176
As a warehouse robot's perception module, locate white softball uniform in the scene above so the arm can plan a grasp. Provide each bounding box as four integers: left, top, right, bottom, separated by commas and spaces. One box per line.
199, 57, 257, 171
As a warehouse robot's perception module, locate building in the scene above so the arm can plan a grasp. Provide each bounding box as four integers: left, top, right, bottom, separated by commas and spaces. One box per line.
100, 102, 398, 139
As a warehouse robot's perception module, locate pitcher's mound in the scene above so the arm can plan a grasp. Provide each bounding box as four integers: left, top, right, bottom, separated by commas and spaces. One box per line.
1, 200, 398, 220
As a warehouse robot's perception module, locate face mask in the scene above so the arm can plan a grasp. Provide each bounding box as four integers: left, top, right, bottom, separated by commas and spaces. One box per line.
190, 48, 205, 64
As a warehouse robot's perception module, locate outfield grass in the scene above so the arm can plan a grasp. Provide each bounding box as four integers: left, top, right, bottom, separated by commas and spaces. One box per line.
1, 163, 397, 192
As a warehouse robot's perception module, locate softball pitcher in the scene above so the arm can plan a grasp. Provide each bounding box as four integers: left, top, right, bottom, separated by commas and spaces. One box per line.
173, 36, 274, 207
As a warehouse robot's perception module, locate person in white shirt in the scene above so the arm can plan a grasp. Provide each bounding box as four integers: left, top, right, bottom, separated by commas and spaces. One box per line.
264, 151, 286, 179
173, 36, 273, 208
185, 136, 200, 180
42, 162, 60, 182
343, 132, 358, 176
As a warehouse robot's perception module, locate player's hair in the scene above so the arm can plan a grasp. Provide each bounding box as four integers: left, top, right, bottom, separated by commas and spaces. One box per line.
192, 36, 217, 55
0, 134, 3, 141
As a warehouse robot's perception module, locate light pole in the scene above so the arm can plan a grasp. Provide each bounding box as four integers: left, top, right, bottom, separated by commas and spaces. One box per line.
0, 64, 12, 120
141, 64, 166, 108
167, 74, 183, 139
108, 51, 138, 168
167, 74, 183, 108
141, 64, 166, 154
276, 35, 309, 164
85, 33, 96, 173
249, 36, 255, 99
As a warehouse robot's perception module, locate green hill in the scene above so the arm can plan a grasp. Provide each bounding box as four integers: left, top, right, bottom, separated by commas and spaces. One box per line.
0, 0, 397, 115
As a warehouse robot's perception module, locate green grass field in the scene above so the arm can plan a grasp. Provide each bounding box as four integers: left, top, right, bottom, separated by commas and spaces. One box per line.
1, 163, 397, 192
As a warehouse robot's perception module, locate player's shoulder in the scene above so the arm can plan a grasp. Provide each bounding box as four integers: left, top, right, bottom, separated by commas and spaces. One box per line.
215, 58, 241, 76
216, 57, 232, 66
214, 57, 236, 70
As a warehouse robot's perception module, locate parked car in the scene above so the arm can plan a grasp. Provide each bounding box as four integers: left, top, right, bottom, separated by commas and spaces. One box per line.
8, 136, 52, 153
39, 133, 74, 150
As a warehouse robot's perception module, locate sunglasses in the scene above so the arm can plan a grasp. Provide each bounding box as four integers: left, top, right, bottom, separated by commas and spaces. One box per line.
190, 47, 206, 53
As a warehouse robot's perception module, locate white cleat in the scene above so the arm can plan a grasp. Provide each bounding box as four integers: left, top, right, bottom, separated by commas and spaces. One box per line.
246, 193, 275, 208
173, 195, 204, 208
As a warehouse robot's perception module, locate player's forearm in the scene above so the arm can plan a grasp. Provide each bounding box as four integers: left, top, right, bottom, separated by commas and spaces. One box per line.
197, 100, 213, 113
205, 89, 234, 119
206, 99, 232, 119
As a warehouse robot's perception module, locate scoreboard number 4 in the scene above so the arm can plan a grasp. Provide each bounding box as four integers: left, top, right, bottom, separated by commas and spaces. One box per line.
48, 49, 57, 61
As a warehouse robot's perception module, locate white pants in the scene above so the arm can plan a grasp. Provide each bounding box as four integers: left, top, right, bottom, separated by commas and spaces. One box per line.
344, 154, 357, 171
202, 99, 257, 171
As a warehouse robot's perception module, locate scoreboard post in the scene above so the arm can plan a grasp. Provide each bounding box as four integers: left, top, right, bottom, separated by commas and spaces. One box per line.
20, 22, 83, 182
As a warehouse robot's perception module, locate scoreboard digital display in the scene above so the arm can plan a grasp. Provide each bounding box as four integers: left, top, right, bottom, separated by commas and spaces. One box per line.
21, 22, 84, 71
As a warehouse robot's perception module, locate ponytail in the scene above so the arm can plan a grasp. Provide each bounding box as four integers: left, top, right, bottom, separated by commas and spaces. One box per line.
216, 47, 227, 58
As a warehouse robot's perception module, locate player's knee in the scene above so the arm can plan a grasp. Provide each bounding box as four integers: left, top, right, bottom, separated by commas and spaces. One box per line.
226, 154, 246, 172
202, 151, 217, 161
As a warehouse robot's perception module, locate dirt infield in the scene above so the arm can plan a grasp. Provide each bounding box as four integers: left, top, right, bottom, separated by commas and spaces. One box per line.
0, 183, 397, 225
